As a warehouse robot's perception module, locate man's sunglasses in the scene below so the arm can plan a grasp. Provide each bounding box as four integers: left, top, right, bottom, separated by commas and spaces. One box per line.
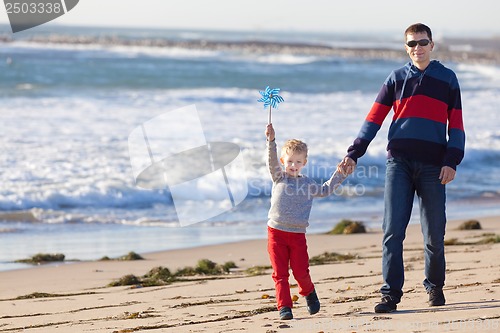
406, 39, 431, 47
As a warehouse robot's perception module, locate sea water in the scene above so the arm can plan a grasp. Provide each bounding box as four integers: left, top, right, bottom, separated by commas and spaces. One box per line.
1, 25, 499, 271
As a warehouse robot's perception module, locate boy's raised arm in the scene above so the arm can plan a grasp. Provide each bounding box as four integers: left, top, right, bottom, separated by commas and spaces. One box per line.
266, 124, 282, 182
265, 123, 275, 141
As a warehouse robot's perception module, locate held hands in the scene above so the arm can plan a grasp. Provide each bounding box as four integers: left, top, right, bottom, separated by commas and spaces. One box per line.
265, 123, 275, 141
264, 125, 455, 183
337, 156, 356, 176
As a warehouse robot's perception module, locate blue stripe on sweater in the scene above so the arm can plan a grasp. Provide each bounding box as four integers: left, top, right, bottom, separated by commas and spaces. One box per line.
358, 120, 381, 141
448, 128, 466, 149
388, 118, 447, 144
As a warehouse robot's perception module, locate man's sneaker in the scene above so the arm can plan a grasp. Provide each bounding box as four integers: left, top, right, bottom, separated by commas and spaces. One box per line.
279, 306, 293, 320
305, 289, 320, 315
374, 295, 397, 313
428, 288, 445, 306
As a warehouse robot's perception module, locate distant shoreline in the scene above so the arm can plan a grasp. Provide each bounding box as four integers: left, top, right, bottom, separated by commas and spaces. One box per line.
1, 33, 499, 65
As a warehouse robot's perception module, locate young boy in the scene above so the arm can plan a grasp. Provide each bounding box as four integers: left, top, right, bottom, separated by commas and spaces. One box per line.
265, 123, 346, 320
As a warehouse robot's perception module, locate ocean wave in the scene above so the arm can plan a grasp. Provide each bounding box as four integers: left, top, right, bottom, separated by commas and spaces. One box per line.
9, 150, 500, 219
0, 186, 172, 211
0, 84, 499, 224
254, 54, 321, 65
457, 63, 500, 81
2, 40, 224, 60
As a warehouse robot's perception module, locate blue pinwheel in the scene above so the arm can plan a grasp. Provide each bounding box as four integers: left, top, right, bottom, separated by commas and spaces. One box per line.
258, 86, 284, 124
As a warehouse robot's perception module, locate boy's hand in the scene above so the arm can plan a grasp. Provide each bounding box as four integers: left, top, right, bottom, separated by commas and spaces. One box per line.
337, 156, 356, 175
265, 123, 275, 141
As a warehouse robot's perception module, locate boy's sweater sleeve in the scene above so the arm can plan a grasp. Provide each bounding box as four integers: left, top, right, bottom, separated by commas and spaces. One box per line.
267, 139, 283, 182
312, 170, 347, 198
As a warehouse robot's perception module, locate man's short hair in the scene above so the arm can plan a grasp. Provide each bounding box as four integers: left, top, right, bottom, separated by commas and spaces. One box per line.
405, 23, 433, 41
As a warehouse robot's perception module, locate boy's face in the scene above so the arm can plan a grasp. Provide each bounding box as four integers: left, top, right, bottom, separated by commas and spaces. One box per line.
280, 152, 307, 177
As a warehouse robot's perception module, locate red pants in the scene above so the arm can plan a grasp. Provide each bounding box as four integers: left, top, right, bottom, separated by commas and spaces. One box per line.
267, 226, 314, 309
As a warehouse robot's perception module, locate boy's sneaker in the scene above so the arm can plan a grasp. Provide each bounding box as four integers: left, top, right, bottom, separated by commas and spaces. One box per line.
428, 288, 445, 306
279, 306, 293, 320
374, 295, 397, 313
305, 289, 320, 315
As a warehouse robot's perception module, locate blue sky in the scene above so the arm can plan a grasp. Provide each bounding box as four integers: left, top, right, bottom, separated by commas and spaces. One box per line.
1, 0, 499, 37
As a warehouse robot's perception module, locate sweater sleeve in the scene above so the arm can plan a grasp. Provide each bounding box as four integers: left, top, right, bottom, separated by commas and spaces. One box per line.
310, 171, 347, 198
267, 139, 284, 182
443, 73, 465, 170
347, 80, 393, 162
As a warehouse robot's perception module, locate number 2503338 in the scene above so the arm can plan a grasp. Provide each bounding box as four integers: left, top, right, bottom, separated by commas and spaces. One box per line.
5, 2, 63, 14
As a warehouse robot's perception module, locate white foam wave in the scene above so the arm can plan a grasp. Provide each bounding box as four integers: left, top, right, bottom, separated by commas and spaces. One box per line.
457, 63, 500, 81
255, 54, 320, 64
0, 85, 498, 219
3, 41, 222, 60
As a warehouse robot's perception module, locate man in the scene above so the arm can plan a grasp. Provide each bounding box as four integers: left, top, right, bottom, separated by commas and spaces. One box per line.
338, 23, 465, 313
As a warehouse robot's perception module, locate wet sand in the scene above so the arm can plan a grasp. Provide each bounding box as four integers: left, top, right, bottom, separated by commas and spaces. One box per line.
0, 216, 499, 332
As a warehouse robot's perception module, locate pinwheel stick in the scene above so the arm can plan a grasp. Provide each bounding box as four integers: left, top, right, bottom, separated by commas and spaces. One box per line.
268, 105, 272, 124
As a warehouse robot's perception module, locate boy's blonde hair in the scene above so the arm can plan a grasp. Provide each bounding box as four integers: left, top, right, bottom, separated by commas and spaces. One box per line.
281, 139, 308, 158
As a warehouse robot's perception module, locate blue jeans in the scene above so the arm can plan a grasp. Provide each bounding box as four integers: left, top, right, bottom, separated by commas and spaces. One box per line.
381, 157, 446, 302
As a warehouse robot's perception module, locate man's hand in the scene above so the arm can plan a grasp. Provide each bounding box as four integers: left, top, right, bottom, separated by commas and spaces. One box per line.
265, 123, 275, 141
337, 156, 356, 175
439, 166, 456, 184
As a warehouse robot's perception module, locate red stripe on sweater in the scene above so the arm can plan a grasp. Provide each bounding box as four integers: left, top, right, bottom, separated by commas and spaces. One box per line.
393, 95, 448, 124
365, 102, 391, 125
448, 108, 464, 130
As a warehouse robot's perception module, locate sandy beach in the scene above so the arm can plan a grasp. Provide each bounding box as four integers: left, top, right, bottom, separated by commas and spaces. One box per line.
0, 216, 499, 332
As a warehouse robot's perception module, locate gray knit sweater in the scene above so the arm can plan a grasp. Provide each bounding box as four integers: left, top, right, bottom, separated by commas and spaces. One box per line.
267, 139, 346, 233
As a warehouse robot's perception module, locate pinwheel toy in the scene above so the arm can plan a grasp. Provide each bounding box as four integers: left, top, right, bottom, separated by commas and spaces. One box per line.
258, 86, 284, 124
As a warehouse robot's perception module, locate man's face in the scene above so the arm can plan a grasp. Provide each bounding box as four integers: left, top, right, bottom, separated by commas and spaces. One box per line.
405, 32, 434, 67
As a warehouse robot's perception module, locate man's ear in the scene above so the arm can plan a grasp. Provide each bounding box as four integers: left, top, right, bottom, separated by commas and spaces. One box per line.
304, 159, 307, 166
280, 157, 284, 164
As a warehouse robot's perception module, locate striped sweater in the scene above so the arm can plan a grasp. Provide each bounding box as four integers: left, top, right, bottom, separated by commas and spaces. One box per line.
347, 60, 465, 170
